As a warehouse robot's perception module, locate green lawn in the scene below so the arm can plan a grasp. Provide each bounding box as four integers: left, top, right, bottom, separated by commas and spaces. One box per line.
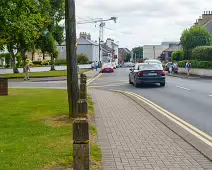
2, 69, 89, 78
0, 89, 102, 169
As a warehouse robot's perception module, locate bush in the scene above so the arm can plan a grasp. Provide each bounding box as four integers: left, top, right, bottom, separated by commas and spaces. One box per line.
178, 60, 212, 69
172, 50, 184, 61
192, 46, 212, 61
41, 60, 49, 66
77, 54, 89, 64
32, 61, 42, 65
55, 59, 67, 65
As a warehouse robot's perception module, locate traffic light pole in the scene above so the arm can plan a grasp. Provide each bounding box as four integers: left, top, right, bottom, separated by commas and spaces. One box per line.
65, 0, 79, 118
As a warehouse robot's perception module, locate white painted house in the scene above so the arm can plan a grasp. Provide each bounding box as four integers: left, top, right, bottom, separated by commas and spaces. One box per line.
57, 32, 100, 62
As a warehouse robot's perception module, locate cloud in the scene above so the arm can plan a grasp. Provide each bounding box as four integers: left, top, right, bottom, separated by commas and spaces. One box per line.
75, 0, 212, 49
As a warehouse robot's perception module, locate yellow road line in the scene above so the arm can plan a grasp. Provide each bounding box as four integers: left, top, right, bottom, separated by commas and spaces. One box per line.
111, 90, 212, 146
88, 83, 128, 88
129, 92, 212, 141
87, 73, 102, 85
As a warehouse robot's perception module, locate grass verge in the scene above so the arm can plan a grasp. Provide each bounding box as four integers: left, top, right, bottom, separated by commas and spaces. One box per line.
0, 89, 102, 169
1, 69, 89, 79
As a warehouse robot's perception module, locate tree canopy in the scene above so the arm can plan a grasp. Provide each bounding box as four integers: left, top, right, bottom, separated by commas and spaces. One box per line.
180, 26, 212, 59
0, 0, 64, 73
132, 46, 143, 59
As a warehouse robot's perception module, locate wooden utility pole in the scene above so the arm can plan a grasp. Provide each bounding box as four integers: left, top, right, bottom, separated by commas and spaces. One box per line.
65, 0, 79, 118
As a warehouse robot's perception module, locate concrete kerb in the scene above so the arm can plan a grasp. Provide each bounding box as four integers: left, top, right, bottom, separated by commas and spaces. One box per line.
107, 89, 212, 161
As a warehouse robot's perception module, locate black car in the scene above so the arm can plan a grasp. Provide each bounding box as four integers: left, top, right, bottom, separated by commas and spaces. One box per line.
129, 63, 166, 87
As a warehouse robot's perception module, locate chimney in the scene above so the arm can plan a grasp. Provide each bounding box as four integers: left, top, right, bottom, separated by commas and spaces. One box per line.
87, 33, 91, 40
202, 11, 212, 25
198, 16, 203, 26
80, 32, 87, 39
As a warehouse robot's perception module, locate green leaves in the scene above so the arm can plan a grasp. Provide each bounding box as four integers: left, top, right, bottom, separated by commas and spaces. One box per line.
180, 26, 212, 59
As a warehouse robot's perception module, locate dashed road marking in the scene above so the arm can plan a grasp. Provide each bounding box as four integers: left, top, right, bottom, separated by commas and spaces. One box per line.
176, 85, 191, 91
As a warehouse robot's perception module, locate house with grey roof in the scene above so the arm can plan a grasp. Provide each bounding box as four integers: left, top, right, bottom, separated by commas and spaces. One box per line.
193, 11, 212, 34
57, 32, 99, 62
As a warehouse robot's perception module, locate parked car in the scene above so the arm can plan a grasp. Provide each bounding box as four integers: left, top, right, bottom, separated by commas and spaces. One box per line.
101, 63, 114, 73
144, 59, 163, 69
123, 62, 135, 67
129, 63, 166, 87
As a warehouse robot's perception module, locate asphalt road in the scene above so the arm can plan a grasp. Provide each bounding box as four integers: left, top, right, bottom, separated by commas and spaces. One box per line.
89, 68, 212, 136
8, 68, 212, 136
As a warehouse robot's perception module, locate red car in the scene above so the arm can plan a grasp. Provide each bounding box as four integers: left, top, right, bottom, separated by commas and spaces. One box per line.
101, 63, 114, 73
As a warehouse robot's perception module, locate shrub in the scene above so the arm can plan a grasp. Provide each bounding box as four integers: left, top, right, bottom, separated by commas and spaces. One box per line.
32, 61, 42, 65
172, 50, 184, 61
178, 60, 212, 69
77, 54, 89, 64
55, 59, 67, 65
41, 60, 49, 66
192, 46, 212, 61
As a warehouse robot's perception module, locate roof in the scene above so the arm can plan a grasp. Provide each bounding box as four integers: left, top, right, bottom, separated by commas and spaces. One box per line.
77, 37, 98, 45
163, 45, 179, 52
101, 43, 113, 53
161, 42, 180, 45
118, 48, 131, 54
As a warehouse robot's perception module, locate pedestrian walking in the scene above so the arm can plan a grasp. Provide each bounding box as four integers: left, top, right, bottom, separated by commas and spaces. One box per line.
24, 63, 30, 80
185, 60, 191, 76
91, 62, 94, 71
95, 61, 98, 71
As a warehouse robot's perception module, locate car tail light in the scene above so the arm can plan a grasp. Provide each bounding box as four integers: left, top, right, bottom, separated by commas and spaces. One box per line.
157, 71, 165, 75
137, 71, 143, 76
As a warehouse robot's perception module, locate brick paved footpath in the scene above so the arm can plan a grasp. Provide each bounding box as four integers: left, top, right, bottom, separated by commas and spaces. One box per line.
89, 89, 212, 170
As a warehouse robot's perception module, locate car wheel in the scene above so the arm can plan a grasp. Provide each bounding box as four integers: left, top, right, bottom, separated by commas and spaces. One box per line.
134, 81, 139, 88
129, 77, 132, 84
160, 82, 165, 87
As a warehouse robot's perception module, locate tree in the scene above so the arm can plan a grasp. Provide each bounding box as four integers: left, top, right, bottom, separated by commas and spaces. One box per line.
132, 46, 143, 59
44, 32, 59, 70
77, 54, 89, 64
125, 54, 131, 62
192, 46, 212, 61
180, 26, 212, 59
172, 50, 184, 61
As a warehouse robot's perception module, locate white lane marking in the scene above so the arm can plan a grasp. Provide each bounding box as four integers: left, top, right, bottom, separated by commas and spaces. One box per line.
209, 94, 212, 97
176, 85, 191, 91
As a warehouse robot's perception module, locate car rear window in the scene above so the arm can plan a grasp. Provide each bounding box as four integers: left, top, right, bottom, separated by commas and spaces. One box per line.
139, 64, 162, 70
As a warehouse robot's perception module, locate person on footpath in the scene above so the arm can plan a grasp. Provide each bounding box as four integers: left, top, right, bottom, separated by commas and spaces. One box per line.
24, 63, 30, 81
185, 60, 191, 76
95, 61, 98, 71
91, 62, 94, 71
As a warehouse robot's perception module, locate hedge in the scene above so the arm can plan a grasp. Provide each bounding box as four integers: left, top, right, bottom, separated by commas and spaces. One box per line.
55, 59, 67, 65
178, 60, 212, 69
192, 46, 212, 61
172, 50, 184, 61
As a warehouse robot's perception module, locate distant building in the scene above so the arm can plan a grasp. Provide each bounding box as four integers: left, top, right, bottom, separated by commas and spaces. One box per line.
143, 45, 169, 60
57, 32, 99, 62
160, 43, 182, 62
118, 48, 131, 63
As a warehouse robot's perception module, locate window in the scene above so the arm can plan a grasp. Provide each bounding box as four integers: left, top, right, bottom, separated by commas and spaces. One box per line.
139, 64, 162, 70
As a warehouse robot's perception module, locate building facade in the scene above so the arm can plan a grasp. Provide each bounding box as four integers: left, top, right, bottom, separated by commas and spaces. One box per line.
194, 11, 212, 34
143, 45, 169, 60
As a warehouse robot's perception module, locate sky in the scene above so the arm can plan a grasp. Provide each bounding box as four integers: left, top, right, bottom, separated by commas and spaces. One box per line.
75, 0, 212, 49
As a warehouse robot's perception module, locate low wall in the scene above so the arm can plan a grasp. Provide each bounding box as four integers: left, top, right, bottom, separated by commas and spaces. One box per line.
0, 64, 91, 74
179, 68, 212, 77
